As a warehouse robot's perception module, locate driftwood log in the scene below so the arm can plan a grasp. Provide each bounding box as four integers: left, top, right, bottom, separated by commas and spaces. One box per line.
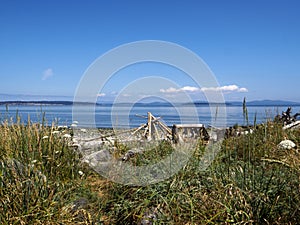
275, 107, 300, 125
171, 124, 210, 144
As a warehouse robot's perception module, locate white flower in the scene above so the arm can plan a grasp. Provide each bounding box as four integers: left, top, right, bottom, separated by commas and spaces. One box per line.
72, 143, 81, 150
31, 160, 37, 164
57, 125, 68, 129
78, 170, 84, 176
42, 136, 49, 139
82, 159, 90, 164
63, 134, 72, 138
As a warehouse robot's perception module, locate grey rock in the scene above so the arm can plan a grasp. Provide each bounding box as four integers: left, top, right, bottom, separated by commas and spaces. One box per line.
70, 197, 89, 213
278, 140, 296, 150
82, 149, 112, 166
122, 149, 144, 161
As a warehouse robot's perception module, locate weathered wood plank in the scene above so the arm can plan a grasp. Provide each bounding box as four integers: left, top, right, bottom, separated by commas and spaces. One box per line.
173, 124, 204, 128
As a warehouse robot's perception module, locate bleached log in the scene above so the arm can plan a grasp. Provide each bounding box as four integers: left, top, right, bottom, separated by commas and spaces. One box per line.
283, 120, 300, 130
173, 124, 204, 128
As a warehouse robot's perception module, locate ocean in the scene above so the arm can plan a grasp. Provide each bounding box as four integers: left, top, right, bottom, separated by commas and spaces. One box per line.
0, 104, 299, 128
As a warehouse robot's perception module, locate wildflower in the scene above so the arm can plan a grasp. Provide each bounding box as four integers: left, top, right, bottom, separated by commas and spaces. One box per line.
31, 160, 37, 164
63, 134, 72, 138
72, 143, 81, 151
78, 170, 84, 176
42, 135, 49, 139
57, 125, 68, 130
38, 171, 47, 183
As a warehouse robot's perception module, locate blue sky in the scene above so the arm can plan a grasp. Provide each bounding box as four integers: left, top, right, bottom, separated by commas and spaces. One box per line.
1, 0, 300, 102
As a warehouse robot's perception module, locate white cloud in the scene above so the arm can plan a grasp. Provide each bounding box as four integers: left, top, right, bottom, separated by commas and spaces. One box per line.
160, 87, 180, 93
201, 85, 248, 93
42, 68, 53, 80
97, 93, 106, 97
160, 84, 248, 94
160, 86, 200, 93
238, 87, 248, 92
181, 86, 199, 92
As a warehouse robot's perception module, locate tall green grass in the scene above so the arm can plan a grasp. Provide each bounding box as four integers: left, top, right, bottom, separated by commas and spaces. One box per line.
96, 122, 300, 224
1, 112, 300, 224
0, 116, 101, 224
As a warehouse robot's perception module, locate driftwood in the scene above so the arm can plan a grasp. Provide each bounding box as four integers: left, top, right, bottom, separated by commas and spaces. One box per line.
225, 125, 254, 139
283, 121, 300, 130
132, 112, 210, 143
275, 107, 300, 125
172, 123, 210, 144
133, 112, 172, 141
74, 112, 212, 162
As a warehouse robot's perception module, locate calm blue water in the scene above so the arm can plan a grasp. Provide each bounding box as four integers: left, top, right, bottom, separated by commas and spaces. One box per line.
0, 104, 299, 128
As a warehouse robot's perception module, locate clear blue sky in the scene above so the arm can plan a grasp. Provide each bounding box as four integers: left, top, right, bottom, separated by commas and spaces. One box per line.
1, 0, 300, 102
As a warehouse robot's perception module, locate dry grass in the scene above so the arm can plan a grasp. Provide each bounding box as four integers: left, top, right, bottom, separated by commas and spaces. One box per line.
1, 113, 300, 224
0, 117, 102, 224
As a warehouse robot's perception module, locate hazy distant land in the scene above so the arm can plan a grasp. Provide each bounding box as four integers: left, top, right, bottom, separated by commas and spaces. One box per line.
0, 99, 300, 107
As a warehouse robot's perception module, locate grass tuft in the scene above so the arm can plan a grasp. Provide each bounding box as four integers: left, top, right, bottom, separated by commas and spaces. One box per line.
1, 113, 300, 224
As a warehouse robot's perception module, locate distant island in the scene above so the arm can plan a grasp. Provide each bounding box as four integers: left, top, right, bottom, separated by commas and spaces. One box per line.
0, 100, 300, 107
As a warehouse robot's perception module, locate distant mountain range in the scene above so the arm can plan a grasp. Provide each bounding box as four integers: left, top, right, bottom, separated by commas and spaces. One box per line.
1, 93, 300, 106
0, 99, 300, 107
0, 93, 73, 102
240, 100, 300, 106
